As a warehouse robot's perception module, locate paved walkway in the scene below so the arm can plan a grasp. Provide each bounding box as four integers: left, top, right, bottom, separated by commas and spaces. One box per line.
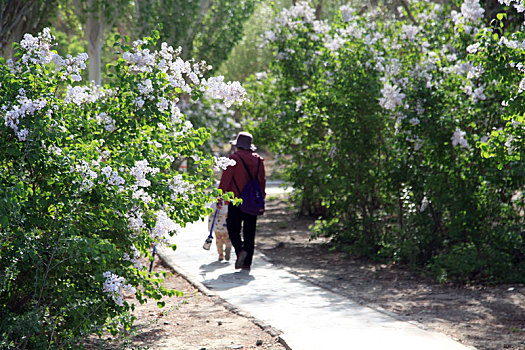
158, 187, 474, 350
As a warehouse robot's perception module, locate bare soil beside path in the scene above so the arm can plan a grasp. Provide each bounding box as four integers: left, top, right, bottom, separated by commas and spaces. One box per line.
85, 258, 286, 350
256, 193, 525, 350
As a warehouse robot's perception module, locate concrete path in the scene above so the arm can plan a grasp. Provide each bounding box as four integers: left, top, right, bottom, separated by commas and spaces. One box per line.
158, 186, 474, 350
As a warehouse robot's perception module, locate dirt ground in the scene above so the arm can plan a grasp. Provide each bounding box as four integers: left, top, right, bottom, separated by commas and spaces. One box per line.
256, 193, 525, 350
85, 257, 286, 350
86, 193, 525, 350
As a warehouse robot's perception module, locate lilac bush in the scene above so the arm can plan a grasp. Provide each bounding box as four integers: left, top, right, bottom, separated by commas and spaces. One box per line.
0, 29, 244, 348
246, 0, 525, 283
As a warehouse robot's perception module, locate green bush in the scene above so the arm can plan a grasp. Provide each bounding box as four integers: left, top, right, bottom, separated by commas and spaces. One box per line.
0, 29, 244, 348
245, 1, 525, 283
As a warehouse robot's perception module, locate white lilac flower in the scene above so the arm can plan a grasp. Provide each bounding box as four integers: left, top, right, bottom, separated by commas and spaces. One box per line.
132, 188, 153, 204
100, 165, 125, 189
276, 1, 316, 29
138, 79, 154, 96
518, 78, 525, 93
3, 92, 47, 138
340, 5, 357, 22
379, 82, 405, 111
324, 33, 345, 52
462, 84, 486, 103
414, 138, 424, 151
157, 97, 169, 112
64, 84, 105, 105
73, 160, 99, 191
126, 209, 144, 238
16, 129, 29, 141
48, 145, 63, 155
130, 159, 159, 188
203, 76, 246, 107
499, 36, 525, 50
96, 112, 117, 132
420, 196, 429, 212
123, 42, 156, 73
471, 86, 487, 102
18, 28, 55, 68
214, 157, 236, 171
461, 0, 485, 22
151, 210, 180, 244
123, 245, 143, 269
409, 118, 420, 126
498, 0, 525, 13
54, 53, 88, 81
169, 174, 195, 201
401, 25, 420, 41
263, 30, 277, 43
451, 127, 470, 149
172, 120, 193, 139
255, 72, 268, 80
295, 99, 303, 111
134, 97, 145, 108
102, 271, 136, 306
328, 146, 337, 159
467, 42, 481, 53
505, 134, 516, 154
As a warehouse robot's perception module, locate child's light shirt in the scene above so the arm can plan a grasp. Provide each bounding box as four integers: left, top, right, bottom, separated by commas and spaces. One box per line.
208, 203, 228, 234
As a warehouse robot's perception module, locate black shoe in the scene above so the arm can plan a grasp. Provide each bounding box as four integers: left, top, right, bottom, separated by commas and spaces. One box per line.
235, 250, 247, 269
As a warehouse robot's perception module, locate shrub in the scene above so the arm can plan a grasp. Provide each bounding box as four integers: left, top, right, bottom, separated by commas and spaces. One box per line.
0, 29, 244, 348
245, 1, 525, 283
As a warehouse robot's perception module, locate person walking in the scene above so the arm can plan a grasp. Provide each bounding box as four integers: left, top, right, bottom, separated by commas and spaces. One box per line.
219, 131, 266, 270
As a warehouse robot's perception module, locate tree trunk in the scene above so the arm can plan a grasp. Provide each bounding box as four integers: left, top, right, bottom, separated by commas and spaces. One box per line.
85, 2, 105, 85
1, 0, 56, 59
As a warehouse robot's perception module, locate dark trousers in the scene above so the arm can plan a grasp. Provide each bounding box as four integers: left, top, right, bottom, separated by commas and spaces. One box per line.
227, 203, 257, 267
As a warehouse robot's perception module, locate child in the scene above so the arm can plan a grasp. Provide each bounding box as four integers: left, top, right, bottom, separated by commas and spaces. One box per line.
208, 202, 232, 261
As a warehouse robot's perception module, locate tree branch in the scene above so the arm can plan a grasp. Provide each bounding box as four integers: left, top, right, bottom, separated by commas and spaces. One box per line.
398, 0, 419, 26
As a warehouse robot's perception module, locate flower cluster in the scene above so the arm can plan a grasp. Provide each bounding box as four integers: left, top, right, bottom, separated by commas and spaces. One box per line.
72, 160, 99, 191
64, 84, 106, 106
9, 28, 89, 83
203, 76, 246, 108
123, 245, 142, 269
95, 112, 117, 132
379, 83, 405, 111
451, 127, 471, 150
3, 89, 48, 141
130, 160, 159, 189
498, 0, 525, 12
126, 209, 145, 238
102, 271, 136, 306
17, 28, 55, 67
53, 53, 88, 82
100, 165, 125, 190
461, 0, 485, 22
275, 1, 316, 29
213, 157, 236, 171
151, 210, 181, 244
169, 174, 195, 201
122, 40, 157, 73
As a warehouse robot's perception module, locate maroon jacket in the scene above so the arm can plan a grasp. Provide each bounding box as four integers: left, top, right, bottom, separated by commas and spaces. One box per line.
219, 149, 266, 198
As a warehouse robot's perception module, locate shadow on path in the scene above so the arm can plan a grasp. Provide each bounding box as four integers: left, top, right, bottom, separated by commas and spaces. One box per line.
203, 271, 255, 291
199, 260, 230, 272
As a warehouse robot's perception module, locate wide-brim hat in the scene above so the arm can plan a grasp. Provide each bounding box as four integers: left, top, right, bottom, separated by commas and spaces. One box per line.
229, 131, 256, 151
